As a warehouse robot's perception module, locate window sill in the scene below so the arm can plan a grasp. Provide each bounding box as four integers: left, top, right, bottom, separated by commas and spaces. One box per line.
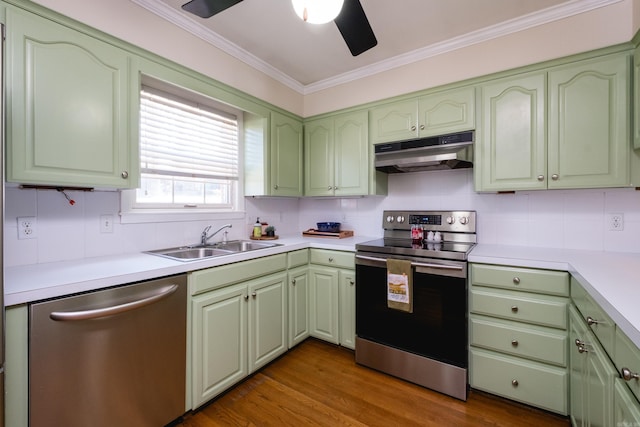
119, 209, 245, 224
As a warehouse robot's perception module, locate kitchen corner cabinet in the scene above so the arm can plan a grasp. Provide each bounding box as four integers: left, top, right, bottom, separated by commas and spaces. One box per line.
5, 6, 137, 188
288, 250, 310, 348
308, 249, 356, 349
369, 86, 475, 144
304, 111, 370, 197
189, 254, 288, 408
270, 112, 304, 196
476, 53, 632, 192
469, 263, 569, 415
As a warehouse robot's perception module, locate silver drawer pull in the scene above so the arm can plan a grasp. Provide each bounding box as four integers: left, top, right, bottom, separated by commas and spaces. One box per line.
511, 306, 518, 313
575, 339, 585, 347
513, 277, 520, 284
292, 279, 296, 285
578, 346, 588, 354
328, 257, 334, 262
511, 339, 518, 347
586, 316, 599, 326
622, 368, 640, 381
511, 379, 519, 387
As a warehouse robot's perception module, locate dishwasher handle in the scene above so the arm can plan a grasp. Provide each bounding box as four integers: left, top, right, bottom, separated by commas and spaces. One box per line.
50, 284, 178, 321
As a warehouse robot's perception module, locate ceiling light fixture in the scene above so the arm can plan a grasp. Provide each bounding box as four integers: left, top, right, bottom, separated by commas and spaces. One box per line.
291, 0, 344, 24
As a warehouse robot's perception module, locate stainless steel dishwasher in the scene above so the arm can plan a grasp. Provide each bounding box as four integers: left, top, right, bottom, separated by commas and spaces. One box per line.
29, 274, 187, 427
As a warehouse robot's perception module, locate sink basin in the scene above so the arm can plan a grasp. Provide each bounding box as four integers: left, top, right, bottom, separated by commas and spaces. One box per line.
214, 240, 280, 252
145, 246, 235, 261
145, 240, 280, 261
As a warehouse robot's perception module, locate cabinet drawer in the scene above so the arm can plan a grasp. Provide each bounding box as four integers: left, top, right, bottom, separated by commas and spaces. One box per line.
470, 348, 568, 415
571, 277, 615, 356
470, 315, 567, 366
471, 264, 569, 296
615, 328, 640, 403
470, 288, 568, 329
190, 254, 287, 295
288, 249, 309, 268
310, 249, 354, 269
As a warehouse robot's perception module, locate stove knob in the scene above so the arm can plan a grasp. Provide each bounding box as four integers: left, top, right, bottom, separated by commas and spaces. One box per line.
396, 215, 405, 223
386, 215, 395, 223
446, 216, 455, 224
459, 216, 469, 225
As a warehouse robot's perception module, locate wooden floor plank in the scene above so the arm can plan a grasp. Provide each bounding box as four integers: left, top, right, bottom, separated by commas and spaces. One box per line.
179, 339, 570, 426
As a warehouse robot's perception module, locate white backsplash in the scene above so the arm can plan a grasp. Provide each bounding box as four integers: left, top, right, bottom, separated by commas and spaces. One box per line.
5, 168, 640, 267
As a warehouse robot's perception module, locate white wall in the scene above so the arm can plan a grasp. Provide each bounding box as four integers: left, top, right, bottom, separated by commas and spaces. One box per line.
6, 171, 640, 267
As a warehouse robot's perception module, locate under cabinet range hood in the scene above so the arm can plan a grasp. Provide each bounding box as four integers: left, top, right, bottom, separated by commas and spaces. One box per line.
374, 131, 474, 173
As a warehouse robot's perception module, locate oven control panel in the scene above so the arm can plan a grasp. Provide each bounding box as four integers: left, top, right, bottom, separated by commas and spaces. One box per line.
383, 210, 475, 233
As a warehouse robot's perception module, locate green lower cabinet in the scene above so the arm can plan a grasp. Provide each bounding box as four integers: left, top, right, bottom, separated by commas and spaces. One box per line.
614, 378, 640, 426
569, 305, 616, 427
191, 272, 287, 409
470, 348, 568, 414
288, 266, 310, 348
338, 269, 356, 350
309, 266, 340, 344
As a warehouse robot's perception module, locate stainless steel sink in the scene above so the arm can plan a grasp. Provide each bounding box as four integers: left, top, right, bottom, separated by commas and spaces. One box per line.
214, 240, 279, 252
145, 240, 280, 261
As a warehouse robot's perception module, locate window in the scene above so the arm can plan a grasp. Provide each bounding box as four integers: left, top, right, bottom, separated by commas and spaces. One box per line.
134, 84, 242, 212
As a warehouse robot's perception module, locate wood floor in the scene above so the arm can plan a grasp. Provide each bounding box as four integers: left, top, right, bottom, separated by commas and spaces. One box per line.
178, 339, 570, 426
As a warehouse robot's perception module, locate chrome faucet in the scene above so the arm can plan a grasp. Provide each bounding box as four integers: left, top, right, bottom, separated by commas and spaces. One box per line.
201, 224, 232, 245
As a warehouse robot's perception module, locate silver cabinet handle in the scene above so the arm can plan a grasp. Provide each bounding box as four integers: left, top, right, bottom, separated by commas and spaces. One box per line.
274, 184, 279, 190
244, 294, 249, 301
511, 306, 519, 313
252, 292, 257, 298
578, 345, 588, 353
349, 280, 355, 286
511, 339, 518, 347
513, 277, 520, 284
420, 125, 425, 130
587, 316, 599, 326
511, 379, 519, 387
411, 125, 416, 131
622, 367, 640, 381
575, 339, 585, 347
328, 257, 334, 262
50, 284, 177, 321
551, 174, 559, 180
121, 171, 129, 179
292, 279, 296, 285
537, 175, 544, 181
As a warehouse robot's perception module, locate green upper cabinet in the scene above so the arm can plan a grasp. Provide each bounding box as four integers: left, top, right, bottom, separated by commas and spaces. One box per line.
5, 6, 136, 188
304, 110, 372, 197
270, 111, 304, 196
370, 86, 475, 144
635, 45, 640, 150
476, 52, 633, 192
476, 72, 546, 191
548, 54, 630, 189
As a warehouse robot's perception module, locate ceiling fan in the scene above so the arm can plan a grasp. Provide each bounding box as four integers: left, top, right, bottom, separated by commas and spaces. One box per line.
180, 0, 378, 56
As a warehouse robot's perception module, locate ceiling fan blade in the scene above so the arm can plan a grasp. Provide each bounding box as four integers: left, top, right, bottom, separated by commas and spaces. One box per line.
181, 0, 243, 19
334, 0, 377, 56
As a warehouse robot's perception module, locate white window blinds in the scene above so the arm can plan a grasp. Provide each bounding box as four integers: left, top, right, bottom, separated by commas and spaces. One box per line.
140, 86, 239, 181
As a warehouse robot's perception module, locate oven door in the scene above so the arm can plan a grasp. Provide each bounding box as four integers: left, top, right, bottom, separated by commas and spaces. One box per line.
355, 253, 468, 368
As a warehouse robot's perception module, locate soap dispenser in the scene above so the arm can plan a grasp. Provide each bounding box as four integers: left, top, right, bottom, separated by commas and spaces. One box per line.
253, 217, 262, 238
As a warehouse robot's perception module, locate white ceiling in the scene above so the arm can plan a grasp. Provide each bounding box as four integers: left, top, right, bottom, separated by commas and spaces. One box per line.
132, 0, 619, 93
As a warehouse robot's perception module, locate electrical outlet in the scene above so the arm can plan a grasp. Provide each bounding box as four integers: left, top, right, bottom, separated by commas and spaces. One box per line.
609, 213, 624, 231
17, 216, 37, 240
100, 214, 114, 233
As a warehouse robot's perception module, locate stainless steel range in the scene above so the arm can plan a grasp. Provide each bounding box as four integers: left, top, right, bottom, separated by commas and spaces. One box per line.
355, 210, 476, 401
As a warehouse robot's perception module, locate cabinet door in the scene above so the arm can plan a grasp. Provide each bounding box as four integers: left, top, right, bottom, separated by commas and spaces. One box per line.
288, 267, 310, 348
614, 379, 640, 427
270, 111, 303, 196
569, 306, 616, 427
338, 269, 356, 350
370, 99, 418, 144
418, 87, 475, 137
6, 7, 134, 188
309, 266, 340, 344
304, 118, 334, 196
192, 283, 247, 408
248, 273, 288, 373
635, 45, 640, 150
548, 54, 630, 189
476, 73, 546, 191
334, 111, 368, 196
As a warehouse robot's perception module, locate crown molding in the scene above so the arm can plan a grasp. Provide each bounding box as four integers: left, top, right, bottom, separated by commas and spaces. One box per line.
132, 0, 622, 95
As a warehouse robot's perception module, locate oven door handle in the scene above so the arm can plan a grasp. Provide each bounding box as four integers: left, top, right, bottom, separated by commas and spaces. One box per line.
355, 254, 464, 271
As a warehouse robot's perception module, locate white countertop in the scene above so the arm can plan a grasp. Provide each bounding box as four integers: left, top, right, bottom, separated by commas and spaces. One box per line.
8, 237, 640, 348
4, 234, 376, 306
469, 244, 640, 349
